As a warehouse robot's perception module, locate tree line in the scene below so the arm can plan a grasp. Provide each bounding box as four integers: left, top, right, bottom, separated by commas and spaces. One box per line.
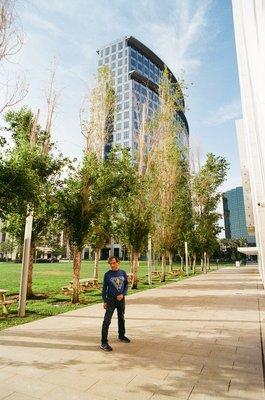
0, 64, 229, 304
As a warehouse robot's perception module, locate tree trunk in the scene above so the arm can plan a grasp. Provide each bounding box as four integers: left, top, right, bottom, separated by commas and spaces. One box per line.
109, 235, 114, 257
192, 254, 196, 274
180, 256, 184, 271
203, 252, 207, 274
26, 243, 35, 299
93, 247, 100, 280
161, 253, 166, 282
72, 248, 82, 303
131, 251, 139, 289
201, 258, 203, 272
207, 256, 210, 270
130, 252, 133, 273
169, 253, 173, 272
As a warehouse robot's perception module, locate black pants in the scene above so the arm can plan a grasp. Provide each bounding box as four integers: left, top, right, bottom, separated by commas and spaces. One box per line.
101, 297, 125, 344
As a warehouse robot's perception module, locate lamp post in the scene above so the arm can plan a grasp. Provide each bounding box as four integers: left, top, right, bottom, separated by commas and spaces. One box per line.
18, 209, 33, 317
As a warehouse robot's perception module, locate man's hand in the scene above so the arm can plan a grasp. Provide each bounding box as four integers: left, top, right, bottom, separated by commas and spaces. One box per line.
116, 294, 123, 301
103, 302, 108, 309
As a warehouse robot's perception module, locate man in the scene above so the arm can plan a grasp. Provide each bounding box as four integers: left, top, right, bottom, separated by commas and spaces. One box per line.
101, 256, 130, 351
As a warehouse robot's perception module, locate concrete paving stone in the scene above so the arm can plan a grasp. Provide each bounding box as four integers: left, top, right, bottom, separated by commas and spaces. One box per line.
86, 379, 152, 400
39, 370, 100, 391
4, 375, 57, 398
228, 386, 265, 400
116, 389, 154, 400
0, 382, 15, 400
215, 338, 240, 347
189, 393, 239, 400
193, 377, 230, 391
180, 353, 234, 369
86, 379, 128, 398
39, 386, 106, 400
199, 366, 233, 380
127, 374, 166, 386
151, 383, 194, 400
0, 368, 17, 382
162, 375, 199, 389
151, 394, 181, 400
233, 352, 263, 365
135, 368, 169, 381
3, 393, 41, 400
0, 364, 52, 379
208, 350, 236, 363
232, 359, 263, 373
0, 347, 39, 360
182, 347, 212, 357
166, 369, 201, 381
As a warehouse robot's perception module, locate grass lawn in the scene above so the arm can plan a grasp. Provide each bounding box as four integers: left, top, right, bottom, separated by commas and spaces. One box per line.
0, 260, 234, 331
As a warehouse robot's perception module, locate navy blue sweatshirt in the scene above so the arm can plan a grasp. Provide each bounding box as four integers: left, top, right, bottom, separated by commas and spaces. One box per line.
102, 269, 128, 302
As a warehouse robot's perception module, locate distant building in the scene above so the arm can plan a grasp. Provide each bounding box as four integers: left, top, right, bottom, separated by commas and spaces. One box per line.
97, 36, 189, 159
222, 187, 256, 245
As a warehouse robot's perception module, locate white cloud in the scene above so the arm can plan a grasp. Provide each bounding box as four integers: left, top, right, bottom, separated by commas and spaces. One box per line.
132, 0, 212, 77
205, 98, 242, 126
20, 11, 62, 36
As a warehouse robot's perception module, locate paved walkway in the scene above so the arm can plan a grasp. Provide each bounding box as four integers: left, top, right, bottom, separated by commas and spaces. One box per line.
0, 266, 265, 400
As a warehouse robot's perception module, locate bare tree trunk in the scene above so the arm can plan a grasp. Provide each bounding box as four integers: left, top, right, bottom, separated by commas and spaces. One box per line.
169, 253, 173, 272
203, 251, 207, 274
131, 251, 139, 289
93, 247, 100, 280
130, 252, 133, 273
201, 258, 203, 272
192, 254, 196, 274
207, 255, 210, 270
154, 254, 158, 271
180, 256, 184, 271
72, 248, 82, 303
26, 243, 35, 299
161, 253, 166, 282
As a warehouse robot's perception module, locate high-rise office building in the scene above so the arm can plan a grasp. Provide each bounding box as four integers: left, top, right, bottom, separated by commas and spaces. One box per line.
222, 187, 256, 245
232, 0, 265, 284
97, 36, 189, 158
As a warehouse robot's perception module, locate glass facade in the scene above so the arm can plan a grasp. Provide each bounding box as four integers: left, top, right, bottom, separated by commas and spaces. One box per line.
96, 36, 189, 157
222, 186, 256, 244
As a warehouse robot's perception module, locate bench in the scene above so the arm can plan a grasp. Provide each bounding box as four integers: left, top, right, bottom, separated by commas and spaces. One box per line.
145, 271, 161, 280
168, 269, 181, 277
62, 278, 100, 295
0, 290, 17, 316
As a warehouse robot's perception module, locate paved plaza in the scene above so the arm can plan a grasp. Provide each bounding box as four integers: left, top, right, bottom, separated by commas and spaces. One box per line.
0, 266, 264, 400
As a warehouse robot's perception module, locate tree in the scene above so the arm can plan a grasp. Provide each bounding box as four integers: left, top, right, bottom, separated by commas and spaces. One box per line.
116, 99, 153, 289
87, 148, 136, 281
220, 237, 247, 261
0, 237, 15, 258
192, 153, 229, 272
81, 65, 115, 282
81, 65, 115, 159
147, 70, 189, 281
88, 210, 111, 280
0, 107, 66, 297
118, 173, 152, 289
58, 153, 103, 303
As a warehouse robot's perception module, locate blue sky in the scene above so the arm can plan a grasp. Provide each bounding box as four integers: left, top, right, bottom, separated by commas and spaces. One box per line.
3, 0, 242, 192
